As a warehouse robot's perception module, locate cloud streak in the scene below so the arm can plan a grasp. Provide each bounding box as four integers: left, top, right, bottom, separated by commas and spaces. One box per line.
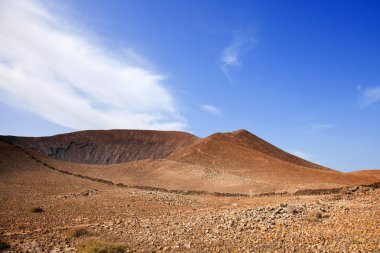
200, 104, 221, 115
220, 31, 255, 84
307, 123, 335, 133
359, 86, 380, 107
0, 0, 186, 131
290, 150, 312, 161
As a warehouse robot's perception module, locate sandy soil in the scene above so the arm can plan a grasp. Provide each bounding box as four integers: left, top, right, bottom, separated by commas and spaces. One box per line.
1, 141, 379, 252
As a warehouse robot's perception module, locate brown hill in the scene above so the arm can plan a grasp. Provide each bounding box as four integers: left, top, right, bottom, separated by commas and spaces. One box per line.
1, 129, 379, 194
1, 129, 325, 170
1, 129, 198, 164
165, 130, 379, 192
169, 129, 326, 170
349, 170, 380, 181
1, 133, 380, 252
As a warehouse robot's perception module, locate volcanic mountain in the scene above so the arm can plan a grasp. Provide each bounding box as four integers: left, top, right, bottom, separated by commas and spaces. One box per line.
1, 129, 379, 194
2, 130, 198, 164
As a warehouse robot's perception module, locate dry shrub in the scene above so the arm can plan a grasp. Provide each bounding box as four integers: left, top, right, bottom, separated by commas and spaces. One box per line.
30, 207, 44, 213
304, 210, 322, 222
66, 227, 93, 238
76, 238, 126, 253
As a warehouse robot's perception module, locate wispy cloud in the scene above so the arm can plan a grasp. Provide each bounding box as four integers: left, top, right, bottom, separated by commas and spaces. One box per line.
359, 86, 380, 107
0, 0, 186, 131
290, 150, 312, 161
200, 104, 221, 115
220, 31, 255, 84
307, 123, 335, 133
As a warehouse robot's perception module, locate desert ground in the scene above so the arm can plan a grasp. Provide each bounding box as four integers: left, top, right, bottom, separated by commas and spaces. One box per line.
1, 130, 379, 252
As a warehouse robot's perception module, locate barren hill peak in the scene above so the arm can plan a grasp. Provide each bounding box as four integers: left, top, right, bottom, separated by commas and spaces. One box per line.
232, 129, 251, 135
195, 129, 326, 170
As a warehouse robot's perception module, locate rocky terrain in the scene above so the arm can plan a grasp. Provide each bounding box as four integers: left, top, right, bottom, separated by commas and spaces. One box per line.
1, 130, 380, 252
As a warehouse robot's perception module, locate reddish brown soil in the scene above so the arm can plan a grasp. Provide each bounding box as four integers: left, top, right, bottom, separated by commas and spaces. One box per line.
2, 129, 198, 164
1, 129, 379, 195
350, 170, 380, 180
0, 140, 379, 252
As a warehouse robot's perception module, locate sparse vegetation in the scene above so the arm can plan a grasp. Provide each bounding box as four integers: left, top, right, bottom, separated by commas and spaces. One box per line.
30, 207, 44, 213
304, 210, 322, 222
76, 239, 126, 253
0, 239, 10, 251
65, 227, 93, 238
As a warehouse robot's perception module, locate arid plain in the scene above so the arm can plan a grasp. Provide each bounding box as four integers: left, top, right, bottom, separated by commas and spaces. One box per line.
1, 129, 379, 252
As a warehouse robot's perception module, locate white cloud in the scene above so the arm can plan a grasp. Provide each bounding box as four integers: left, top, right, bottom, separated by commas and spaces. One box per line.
290, 150, 312, 161
307, 123, 335, 133
359, 86, 380, 107
0, 0, 186, 131
200, 104, 221, 115
220, 31, 255, 84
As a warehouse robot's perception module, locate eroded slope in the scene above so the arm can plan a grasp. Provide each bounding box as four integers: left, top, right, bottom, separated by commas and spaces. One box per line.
1, 129, 198, 164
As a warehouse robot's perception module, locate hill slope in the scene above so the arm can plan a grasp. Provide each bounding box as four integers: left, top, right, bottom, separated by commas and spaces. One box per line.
1, 129, 379, 194
1, 130, 198, 164
169, 129, 327, 170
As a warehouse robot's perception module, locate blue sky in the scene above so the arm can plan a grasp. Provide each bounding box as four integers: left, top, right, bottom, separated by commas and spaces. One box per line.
0, 0, 379, 171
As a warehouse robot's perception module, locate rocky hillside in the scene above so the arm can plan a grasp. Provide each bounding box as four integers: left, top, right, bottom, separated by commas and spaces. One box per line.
1, 130, 198, 164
